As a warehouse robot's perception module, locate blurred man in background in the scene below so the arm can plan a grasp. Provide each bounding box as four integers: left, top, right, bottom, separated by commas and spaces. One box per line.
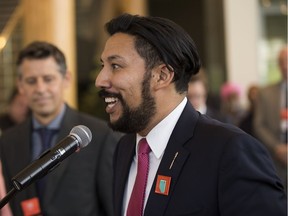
0, 41, 121, 216
220, 82, 245, 126
239, 84, 259, 137
254, 45, 288, 191
187, 68, 227, 122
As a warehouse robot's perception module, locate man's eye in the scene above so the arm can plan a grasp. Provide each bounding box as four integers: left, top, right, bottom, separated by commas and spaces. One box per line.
112, 64, 120, 70
44, 76, 54, 82
25, 78, 36, 85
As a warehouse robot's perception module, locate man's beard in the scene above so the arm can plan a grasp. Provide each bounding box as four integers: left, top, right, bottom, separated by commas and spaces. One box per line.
100, 71, 156, 133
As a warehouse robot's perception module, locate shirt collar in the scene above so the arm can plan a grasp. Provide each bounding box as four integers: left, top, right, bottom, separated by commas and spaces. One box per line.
197, 104, 207, 114
136, 97, 187, 159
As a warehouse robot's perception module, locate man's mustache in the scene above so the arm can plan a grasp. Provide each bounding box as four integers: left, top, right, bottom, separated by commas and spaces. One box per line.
98, 89, 122, 100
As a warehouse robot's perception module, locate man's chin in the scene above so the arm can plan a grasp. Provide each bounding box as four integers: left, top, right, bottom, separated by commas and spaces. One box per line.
34, 109, 53, 118
108, 116, 128, 133
108, 121, 120, 132
108, 111, 122, 123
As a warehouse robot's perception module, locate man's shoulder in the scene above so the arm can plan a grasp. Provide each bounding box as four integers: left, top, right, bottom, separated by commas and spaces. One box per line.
197, 114, 247, 139
0, 119, 30, 137
0, 114, 12, 124
0, 114, 14, 131
0, 120, 31, 153
65, 107, 108, 127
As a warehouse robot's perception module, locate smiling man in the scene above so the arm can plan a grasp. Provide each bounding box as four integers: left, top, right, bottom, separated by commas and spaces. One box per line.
95, 14, 287, 216
97, 32, 156, 134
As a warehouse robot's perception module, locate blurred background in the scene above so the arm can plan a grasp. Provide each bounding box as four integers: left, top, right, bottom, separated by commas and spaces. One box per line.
0, 0, 287, 120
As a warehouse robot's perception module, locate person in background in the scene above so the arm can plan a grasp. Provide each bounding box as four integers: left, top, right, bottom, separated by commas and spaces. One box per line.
220, 82, 245, 126
254, 45, 288, 191
187, 68, 228, 122
239, 84, 259, 137
95, 13, 286, 216
0, 41, 121, 216
0, 161, 13, 216
0, 88, 30, 136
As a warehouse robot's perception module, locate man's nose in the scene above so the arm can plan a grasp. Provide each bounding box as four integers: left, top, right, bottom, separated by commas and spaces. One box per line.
35, 79, 46, 92
95, 69, 111, 89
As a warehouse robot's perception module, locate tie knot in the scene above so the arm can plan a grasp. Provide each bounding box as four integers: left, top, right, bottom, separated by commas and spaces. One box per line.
36, 127, 58, 137
138, 138, 151, 155
36, 127, 58, 150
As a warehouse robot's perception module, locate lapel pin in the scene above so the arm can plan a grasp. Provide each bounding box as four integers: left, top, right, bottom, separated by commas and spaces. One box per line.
155, 175, 171, 196
21, 197, 41, 216
169, 152, 179, 170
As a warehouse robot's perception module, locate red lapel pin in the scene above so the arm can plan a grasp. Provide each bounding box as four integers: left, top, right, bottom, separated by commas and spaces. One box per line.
155, 175, 171, 196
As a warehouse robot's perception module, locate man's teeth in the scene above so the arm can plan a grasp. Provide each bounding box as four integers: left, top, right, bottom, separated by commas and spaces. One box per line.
105, 97, 118, 104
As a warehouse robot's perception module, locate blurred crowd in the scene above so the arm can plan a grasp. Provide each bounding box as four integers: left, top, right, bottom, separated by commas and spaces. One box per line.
187, 45, 287, 190
0, 88, 30, 136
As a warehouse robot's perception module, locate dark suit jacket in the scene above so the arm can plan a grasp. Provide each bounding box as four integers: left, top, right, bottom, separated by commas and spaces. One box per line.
206, 107, 228, 123
114, 102, 287, 216
0, 105, 121, 216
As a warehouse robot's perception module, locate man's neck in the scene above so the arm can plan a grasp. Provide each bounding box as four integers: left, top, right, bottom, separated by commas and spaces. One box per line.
139, 94, 186, 136
33, 103, 65, 126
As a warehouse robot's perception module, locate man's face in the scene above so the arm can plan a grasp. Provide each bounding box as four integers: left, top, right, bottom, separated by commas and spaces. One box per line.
17, 57, 69, 121
187, 80, 207, 111
96, 33, 156, 133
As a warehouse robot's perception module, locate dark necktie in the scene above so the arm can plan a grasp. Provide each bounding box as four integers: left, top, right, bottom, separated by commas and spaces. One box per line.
35, 127, 58, 202
37, 128, 58, 153
127, 138, 151, 216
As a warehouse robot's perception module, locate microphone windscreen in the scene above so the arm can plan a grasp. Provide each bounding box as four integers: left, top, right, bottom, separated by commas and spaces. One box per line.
70, 125, 92, 148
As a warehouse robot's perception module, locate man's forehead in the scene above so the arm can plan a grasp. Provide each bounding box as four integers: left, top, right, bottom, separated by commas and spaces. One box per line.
105, 33, 135, 51
101, 34, 140, 62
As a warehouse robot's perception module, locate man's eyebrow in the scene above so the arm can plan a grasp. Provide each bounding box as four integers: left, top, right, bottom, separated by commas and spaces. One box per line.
100, 55, 124, 63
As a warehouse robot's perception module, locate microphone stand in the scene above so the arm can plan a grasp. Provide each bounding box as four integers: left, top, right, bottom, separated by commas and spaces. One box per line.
0, 187, 17, 209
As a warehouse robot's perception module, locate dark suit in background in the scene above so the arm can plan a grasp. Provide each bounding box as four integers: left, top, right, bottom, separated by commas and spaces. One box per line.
0, 105, 120, 216
254, 44, 288, 192
254, 81, 287, 190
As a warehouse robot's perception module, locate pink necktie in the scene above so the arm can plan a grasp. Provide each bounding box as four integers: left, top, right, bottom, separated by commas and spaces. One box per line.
127, 138, 151, 216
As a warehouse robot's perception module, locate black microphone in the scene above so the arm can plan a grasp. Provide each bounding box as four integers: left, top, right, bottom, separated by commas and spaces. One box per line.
11, 125, 92, 191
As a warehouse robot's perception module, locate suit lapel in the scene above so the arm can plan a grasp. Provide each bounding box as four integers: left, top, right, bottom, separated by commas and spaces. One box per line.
145, 102, 199, 216
114, 134, 136, 216
21, 120, 34, 167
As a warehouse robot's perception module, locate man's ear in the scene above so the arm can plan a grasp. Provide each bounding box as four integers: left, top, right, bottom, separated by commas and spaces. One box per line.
63, 71, 71, 88
152, 64, 174, 90
17, 78, 24, 95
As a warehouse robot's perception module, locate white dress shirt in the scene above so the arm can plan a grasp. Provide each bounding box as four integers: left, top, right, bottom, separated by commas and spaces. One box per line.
122, 97, 187, 215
